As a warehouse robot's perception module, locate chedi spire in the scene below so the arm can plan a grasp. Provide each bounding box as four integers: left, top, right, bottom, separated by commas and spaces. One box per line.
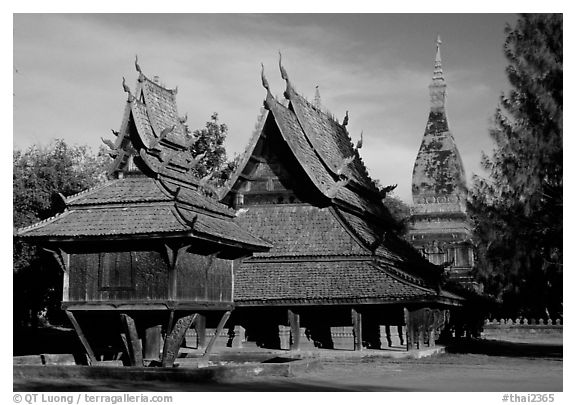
429, 35, 447, 111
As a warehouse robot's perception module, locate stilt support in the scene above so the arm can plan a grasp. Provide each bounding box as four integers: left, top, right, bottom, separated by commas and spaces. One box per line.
351, 308, 363, 351
120, 313, 143, 367
203, 311, 231, 356
65, 310, 97, 366
288, 309, 300, 351
161, 313, 198, 368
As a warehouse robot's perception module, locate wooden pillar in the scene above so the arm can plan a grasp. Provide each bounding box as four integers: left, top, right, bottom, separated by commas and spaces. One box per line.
143, 325, 162, 361
351, 308, 363, 351
64, 310, 96, 366
288, 309, 300, 351
195, 313, 207, 350
404, 307, 413, 351
203, 311, 231, 356
398, 325, 405, 346
120, 313, 143, 367
161, 313, 198, 367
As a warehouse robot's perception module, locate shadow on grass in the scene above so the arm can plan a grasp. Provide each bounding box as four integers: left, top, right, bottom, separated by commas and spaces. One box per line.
446, 338, 562, 359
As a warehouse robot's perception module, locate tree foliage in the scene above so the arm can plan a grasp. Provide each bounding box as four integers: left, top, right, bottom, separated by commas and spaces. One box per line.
468, 14, 562, 319
188, 113, 237, 185
13, 139, 110, 327
382, 193, 411, 236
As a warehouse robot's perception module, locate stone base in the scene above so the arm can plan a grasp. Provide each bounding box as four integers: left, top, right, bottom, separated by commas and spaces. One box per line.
185, 326, 246, 350
330, 326, 354, 350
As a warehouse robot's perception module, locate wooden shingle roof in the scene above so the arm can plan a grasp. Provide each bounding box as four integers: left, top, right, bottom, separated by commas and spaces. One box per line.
235, 260, 448, 305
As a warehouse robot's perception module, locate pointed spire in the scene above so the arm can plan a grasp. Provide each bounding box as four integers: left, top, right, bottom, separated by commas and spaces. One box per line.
433, 35, 444, 82
429, 35, 447, 111
313, 85, 321, 109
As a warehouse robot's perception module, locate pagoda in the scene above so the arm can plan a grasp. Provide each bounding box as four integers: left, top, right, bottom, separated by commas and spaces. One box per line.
408, 37, 476, 288
219, 55, 464, 351
17, 60, 271, 366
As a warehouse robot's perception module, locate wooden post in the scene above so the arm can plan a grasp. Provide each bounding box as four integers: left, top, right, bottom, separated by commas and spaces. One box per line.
351, 308, 363, 351
65, 310, 96, 365
288, 309, 300, 351
195, 313, 207, 350
203, 311, 231, 356
120, 313, 143, 367
161, 313, 198, 368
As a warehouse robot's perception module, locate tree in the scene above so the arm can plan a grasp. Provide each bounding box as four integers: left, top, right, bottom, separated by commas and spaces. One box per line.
468, 14, 562, 319
188, 113, 237, 185
382, 193, 411, 236
13, 139, 110, 327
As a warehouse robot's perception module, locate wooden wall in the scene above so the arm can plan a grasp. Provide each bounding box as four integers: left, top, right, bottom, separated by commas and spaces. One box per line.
176, 252, 233, 303
67, 249, 233, 304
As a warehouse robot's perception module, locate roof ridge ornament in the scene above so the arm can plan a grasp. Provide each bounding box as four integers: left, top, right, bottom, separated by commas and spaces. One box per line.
355, 131, 363, 151
313, 85, 321, 109
342, 110, 349, 126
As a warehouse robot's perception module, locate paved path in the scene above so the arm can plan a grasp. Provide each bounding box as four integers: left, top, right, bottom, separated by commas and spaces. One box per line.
14, 340, 562, 392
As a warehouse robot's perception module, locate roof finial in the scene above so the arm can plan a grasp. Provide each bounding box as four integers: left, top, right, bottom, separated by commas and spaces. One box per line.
279, 51, 294, 99
135, 54, 142, 74
279, 51, 289, 81
261, 63, 270, 92
313, 85, 321, 109
342, 110, 349, 126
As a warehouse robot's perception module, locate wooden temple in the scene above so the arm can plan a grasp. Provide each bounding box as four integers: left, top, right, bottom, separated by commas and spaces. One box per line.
218, 55, 464, 351
408, 37, 478, 290
17, 62, 271, 366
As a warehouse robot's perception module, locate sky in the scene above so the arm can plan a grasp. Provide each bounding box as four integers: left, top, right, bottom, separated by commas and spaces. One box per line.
13, 13, 518, 203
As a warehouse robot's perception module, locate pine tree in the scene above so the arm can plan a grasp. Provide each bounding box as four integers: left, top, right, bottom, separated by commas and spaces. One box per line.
468, 14, 562, 319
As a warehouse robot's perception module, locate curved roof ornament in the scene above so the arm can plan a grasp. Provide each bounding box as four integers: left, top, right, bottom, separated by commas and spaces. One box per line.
278, 51, 293, 99
135, 54, 142, 74
122, 77, 134, 102
261, 63, 270, 92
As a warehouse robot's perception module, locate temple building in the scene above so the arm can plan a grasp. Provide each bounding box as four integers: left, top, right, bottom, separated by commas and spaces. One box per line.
408, 37, 476, 288
219, 55, 464, 351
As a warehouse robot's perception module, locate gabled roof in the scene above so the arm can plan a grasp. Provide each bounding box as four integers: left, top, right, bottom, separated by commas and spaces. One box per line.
17, 61, 271, 253
223, 62, 393, 222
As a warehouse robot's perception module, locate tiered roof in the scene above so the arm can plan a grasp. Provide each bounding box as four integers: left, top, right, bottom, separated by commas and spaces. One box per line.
224, 56, 463, 306
18, 62, 271, 253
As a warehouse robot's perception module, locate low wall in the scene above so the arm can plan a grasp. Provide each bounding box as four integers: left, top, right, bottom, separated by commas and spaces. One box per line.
482, 318, 563, 343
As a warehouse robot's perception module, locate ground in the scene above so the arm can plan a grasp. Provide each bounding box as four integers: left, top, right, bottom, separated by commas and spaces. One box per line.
14, 340, 562, 392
